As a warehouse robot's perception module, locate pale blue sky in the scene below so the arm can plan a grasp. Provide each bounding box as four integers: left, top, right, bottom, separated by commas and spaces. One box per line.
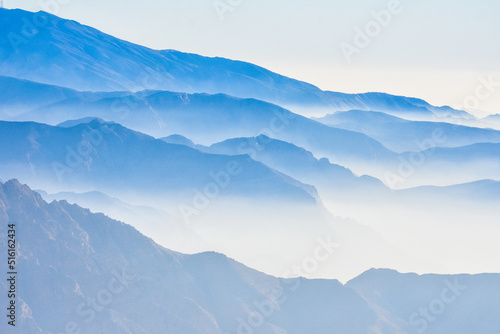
4, 0, 500, 115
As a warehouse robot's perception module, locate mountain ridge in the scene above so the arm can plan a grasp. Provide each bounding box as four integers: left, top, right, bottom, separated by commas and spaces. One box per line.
0, 9, 472, 119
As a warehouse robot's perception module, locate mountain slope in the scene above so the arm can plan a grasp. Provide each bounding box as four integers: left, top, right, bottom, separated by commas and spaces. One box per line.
347, 269, 500, 334
37, 189, 209, 254
0, 9, 471, 119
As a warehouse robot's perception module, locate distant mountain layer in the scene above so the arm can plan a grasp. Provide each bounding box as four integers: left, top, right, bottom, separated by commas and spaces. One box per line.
0, 76, 398, 166
3, 76, 499, 187
392, 143, 500, 187
0, 9, 472, 119
398, 179, 500, 202
205, 134, 386, 195
314, 110, 500, 152
1, 179, 499, 334
0, 119, 317, 203
484, 114, 500, 121
482, 114, 500, 130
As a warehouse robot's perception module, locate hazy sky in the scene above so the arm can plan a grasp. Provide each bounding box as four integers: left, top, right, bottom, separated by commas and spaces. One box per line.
4, 0, 500, 116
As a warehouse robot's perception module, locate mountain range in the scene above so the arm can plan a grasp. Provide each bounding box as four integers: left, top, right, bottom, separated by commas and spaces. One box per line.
0, 7, 499, 333
0, 118, 420, 281
314, 109, 500, 152
0, 119, 317, 202
3, 75, 498, 188
0, 8, 473, 120
1, 179, 499, 334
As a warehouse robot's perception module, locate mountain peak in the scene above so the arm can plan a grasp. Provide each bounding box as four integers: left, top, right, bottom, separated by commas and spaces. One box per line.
57, 117, 107, 127
161, 134, 196, 148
